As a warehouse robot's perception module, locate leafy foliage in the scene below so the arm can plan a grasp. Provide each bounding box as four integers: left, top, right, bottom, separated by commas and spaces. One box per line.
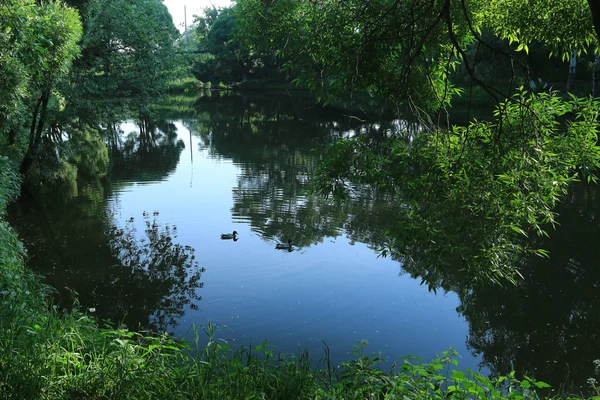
316, 91, 600, 285
190, 7, 252, 84
0, 157, 21, 214
236, 0, 470, 109
473, 0, 596, 59
0, 0, 82, 173
236, 0, 600, 285
63, 0, 179, 126
1, 0, 183, 178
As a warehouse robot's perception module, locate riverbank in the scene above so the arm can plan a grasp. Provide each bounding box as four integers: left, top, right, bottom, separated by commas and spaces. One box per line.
167, 76, 302, 93
0, 155, 584, 399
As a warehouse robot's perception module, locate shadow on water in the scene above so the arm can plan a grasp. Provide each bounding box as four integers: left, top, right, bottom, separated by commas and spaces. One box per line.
7, 91, 600, 393
111, 118, 185, 182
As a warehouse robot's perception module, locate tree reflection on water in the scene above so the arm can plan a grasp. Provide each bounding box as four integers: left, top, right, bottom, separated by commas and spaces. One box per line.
8, 92, 600, 393
188, 92, 600, 393
8, 114, 202, 333
106, 212, 203, 330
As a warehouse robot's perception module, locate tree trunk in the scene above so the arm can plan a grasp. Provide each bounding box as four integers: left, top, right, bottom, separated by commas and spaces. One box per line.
593, 54, 600, 97
566, 48, 577, 93
588, 1, 600, 95
8, 129, 16, 146
588, 1, 600, 44
20, 89, 51, 174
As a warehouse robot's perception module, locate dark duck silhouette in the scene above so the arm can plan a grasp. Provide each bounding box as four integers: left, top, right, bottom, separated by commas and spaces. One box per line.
221, 231, 238, 240
275, 239, 293, 250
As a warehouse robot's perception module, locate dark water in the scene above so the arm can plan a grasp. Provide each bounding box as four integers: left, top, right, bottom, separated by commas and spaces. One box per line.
8, 92, 600, 391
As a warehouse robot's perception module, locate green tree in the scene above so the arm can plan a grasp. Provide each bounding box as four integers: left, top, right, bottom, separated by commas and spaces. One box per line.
237, 0, 469, 109
472, 0, 596, 93
17, 0, 83, 174
236, 0, 600, 284
0, 0, 32, 126
191, 7, 250, 83
63, 0, 179, 133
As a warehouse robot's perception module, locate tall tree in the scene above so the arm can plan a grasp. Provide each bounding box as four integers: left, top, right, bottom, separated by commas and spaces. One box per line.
191, 6, 251, 83
65, 0, 179, 128
16, 0, 83, 174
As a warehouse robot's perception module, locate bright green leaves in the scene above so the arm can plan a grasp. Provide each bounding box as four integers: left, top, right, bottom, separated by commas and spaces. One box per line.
31, 1, 82, 87
0, 0, 81, 117
0, 1, 82, 173
473, 0, 596, 59
315, 92, 600, 286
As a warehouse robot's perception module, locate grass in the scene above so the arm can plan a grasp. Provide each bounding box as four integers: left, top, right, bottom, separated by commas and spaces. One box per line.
167, 76, 204, 94
0, 156, 594, 399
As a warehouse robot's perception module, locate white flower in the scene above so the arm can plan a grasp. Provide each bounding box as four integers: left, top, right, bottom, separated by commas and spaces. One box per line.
587, 377, 597, 387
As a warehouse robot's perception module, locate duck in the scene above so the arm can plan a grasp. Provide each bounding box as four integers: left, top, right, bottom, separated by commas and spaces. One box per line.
221, 231, 238, 240
275, 239, 293, 250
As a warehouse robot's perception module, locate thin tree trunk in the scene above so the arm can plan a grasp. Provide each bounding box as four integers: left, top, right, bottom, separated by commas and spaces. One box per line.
8, 129, 16, 146
593, 54, 600, 97
566, 48, 577, 93
20, 89, 51, 174
27, 96, 43, 147
588, 1, 600, 44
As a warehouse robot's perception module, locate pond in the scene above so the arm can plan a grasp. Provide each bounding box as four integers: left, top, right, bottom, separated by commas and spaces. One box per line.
8, 91, 600, 391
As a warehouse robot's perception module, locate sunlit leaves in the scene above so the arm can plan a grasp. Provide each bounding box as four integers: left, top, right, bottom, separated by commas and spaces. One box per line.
473, 0, 596, 58
0, 0, 82, 118
316, 92, 600, 285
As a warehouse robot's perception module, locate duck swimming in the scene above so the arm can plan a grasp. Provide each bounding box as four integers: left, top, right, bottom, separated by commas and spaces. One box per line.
275, 239, 293, 250
221, 231, 238, 240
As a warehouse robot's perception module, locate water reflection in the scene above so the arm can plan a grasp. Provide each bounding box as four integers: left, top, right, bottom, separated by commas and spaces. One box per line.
184, 92, 600, 392
188, 93, 401, 249
8, 120, 202, 332
7, 92, 600, 393
112, 118, 185, 182
107, 213, 202, 329
458, 182, 600, 391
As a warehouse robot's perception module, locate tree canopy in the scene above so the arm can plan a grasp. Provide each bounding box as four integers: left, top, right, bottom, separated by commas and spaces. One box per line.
235, 0, 600, 284
474, 0, 596, 58
0, 0, 181, 180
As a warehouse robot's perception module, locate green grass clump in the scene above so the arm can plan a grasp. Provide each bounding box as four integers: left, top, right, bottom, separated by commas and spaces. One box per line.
0, 159, 590, 399
167, 76, 204, 93
0, 310, 564, 400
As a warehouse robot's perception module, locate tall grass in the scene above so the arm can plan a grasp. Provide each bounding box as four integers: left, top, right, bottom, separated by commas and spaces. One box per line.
0, 157, 589, 399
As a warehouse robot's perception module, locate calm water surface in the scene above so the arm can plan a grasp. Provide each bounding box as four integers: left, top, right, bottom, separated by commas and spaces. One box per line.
9, 92, 600, 390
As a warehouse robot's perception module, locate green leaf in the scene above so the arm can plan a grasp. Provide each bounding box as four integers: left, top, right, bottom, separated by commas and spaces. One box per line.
534, 381, 551, 388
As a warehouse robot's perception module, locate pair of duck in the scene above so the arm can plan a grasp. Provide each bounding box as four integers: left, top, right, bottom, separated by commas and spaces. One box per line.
220, 231, 293, 250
